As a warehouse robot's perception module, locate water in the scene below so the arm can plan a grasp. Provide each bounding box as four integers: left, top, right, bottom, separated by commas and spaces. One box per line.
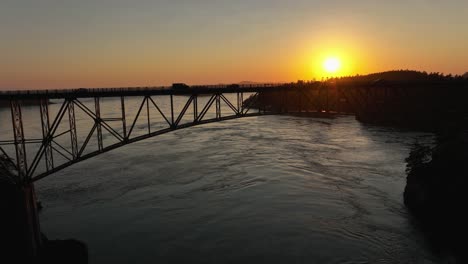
1, 100, 437, 263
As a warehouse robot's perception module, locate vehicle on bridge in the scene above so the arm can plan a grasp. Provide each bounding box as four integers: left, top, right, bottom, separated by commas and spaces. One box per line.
172, 83, 191, 90
74, 88, 88, 93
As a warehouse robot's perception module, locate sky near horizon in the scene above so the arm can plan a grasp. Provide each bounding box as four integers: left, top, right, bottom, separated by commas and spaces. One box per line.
1, 0, 468, 89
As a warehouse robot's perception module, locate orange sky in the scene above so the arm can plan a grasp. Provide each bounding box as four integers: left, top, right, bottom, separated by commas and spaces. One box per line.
1, 0, 467, 89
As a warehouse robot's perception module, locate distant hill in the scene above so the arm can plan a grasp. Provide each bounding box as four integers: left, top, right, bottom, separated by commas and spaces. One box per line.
335, 70, 466, 83
462, 72, 468, 79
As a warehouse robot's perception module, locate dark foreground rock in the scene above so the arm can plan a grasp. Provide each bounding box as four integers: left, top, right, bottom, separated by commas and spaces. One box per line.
404, 131, 468, 263
40, 237, 88, 264
0, 173, 31, 263
1, 157, 88, 264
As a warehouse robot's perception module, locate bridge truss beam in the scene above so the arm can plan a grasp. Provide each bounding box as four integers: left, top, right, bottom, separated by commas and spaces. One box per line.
0, 91, 272, 182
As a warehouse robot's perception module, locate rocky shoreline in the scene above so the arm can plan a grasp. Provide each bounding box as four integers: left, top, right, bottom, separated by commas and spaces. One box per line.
404, 129, 468, 263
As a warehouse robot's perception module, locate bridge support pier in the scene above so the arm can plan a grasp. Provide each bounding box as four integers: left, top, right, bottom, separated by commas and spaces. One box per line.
0, 175, 42, 263
22, 182, 43, 260
1, 168, 90, 263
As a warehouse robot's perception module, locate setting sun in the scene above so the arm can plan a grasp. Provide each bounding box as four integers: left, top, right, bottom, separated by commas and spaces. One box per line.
323, 58, 341, 74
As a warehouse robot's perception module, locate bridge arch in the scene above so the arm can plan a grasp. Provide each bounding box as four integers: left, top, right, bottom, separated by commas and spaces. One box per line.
32, 109, 270, 182
1, 87, 288, 182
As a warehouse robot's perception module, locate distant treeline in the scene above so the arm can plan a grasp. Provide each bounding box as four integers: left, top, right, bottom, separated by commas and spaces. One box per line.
248, 70, 468, 131
333, 69, 468, 82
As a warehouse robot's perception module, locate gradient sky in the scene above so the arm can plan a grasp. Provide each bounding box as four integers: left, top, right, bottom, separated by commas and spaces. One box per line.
1, 0, 467, 89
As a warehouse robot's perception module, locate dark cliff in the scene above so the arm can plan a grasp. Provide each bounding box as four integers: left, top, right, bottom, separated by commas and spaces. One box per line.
404, 129, 468, 263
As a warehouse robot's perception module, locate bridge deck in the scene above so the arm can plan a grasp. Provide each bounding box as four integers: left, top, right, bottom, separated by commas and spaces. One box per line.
0, 84, 290, 99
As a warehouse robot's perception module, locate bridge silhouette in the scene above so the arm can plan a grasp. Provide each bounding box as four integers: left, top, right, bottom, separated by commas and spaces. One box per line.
2, 80, 464, 184
1, 83, 332, 183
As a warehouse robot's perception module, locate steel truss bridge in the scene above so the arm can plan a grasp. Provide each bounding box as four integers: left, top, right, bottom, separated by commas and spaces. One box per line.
1, 83, 331, 183
3, 80, 459, 184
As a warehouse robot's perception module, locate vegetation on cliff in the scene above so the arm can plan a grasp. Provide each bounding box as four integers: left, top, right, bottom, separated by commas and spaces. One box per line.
334, 70, 467, 83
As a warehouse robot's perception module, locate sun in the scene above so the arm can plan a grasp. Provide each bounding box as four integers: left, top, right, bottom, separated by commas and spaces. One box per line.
323, 57, 341, 74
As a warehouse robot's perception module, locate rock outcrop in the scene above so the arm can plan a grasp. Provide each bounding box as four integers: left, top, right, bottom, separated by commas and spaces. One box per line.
404, 131, 468, 262
0, 156, 88, 264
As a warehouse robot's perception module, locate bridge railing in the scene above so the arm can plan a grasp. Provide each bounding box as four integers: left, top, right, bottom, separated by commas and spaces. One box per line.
0, 83, 287, 97
0, 86, 170, 96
